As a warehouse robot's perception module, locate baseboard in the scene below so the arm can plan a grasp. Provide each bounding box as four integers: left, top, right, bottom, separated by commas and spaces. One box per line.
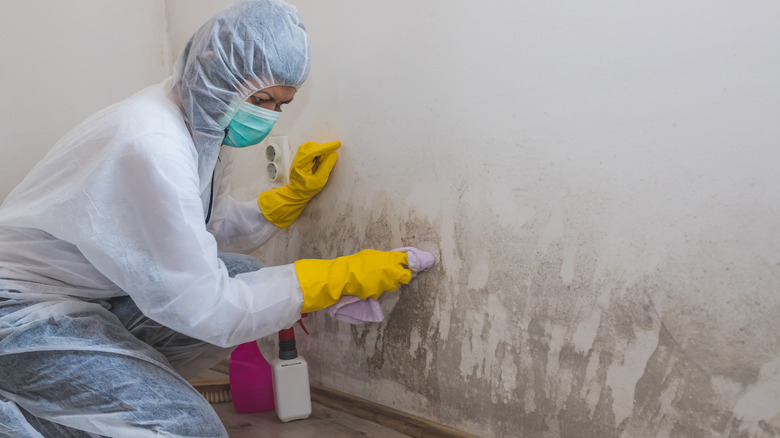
310, 384, 478, 438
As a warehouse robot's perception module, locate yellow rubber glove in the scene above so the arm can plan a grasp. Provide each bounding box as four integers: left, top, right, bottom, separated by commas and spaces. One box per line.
258, 141, 341, 228
295, 249, 413, 313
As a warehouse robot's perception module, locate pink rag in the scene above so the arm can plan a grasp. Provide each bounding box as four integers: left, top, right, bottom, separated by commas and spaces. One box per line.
327, 247, 436, 324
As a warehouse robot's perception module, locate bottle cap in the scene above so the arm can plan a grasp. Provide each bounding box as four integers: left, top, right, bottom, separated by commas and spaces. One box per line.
278, 328, 295, 341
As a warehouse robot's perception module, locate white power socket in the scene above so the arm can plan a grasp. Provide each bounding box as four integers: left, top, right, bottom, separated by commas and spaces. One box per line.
263, 136, 293, 186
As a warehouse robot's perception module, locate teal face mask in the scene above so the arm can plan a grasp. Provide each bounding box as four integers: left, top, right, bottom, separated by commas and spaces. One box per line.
222, 101, 280, 148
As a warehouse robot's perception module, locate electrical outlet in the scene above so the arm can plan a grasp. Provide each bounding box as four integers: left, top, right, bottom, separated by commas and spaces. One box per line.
263, 136, 292, 186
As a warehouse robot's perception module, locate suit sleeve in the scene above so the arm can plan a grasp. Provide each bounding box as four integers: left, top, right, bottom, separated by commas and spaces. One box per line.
65, 134, 303, 347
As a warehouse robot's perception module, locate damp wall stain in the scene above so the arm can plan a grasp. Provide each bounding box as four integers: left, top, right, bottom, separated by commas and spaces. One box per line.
250, 166, 780, 437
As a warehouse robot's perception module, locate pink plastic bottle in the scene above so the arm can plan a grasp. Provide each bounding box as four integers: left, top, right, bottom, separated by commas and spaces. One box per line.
229, 341, 275, 413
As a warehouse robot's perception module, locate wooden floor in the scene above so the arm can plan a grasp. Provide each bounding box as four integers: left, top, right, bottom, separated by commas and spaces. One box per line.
211, 399, 411, 438
192, 369, 410, 437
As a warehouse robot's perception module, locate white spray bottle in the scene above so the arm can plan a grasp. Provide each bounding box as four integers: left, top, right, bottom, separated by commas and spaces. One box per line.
272, 314, 311, 422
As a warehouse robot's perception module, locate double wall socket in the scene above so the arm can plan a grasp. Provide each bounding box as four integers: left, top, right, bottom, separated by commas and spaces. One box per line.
262, 136, 292, 186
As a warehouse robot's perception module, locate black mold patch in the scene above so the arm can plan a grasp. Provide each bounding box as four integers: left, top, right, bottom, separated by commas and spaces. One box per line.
286, 195, 780, 438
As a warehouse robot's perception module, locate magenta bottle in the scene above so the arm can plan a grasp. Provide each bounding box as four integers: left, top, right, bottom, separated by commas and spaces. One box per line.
229, 341, 275, 413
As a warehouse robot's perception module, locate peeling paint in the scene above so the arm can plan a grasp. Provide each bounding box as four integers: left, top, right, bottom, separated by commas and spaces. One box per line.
605, 322, 661, 426
734, 357, 780, 436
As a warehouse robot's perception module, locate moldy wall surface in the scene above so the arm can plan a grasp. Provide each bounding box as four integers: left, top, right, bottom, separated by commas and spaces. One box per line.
231, 1, 780, 437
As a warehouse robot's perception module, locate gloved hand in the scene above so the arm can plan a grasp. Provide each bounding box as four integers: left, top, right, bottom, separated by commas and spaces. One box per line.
294, 249, 413, 313
258, 141, 341, 228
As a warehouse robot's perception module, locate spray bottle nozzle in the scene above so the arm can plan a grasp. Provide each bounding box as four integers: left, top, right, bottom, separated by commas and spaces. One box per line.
277, 314, 310, 359
279, 313, 309, 339
296, 313, 309, 335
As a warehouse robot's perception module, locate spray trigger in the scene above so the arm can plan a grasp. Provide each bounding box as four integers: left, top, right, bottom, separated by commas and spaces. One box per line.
297, 313, 309, 335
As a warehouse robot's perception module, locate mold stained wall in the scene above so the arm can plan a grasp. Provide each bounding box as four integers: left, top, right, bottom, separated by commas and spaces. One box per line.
227, 2, 780, 437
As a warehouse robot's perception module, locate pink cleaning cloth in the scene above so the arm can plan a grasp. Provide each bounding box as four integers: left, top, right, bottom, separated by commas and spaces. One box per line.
327, 247, 436, 324
326, 295, 384, 324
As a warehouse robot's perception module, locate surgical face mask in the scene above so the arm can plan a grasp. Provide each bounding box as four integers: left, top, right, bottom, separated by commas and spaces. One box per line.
222, 101, 280, 148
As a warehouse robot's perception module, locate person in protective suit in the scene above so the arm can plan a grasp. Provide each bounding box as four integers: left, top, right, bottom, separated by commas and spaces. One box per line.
0, 1, 412, 436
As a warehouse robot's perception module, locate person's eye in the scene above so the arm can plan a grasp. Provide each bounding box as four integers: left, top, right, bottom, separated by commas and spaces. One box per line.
251, 96, 268, 106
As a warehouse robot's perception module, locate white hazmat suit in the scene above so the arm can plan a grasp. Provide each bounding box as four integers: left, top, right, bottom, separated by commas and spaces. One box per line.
0, 0, 313, 436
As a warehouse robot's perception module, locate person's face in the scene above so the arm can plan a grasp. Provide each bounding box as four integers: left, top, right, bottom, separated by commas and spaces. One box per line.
247, 86, 296, 112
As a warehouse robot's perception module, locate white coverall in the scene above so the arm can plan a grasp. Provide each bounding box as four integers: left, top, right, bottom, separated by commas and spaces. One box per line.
0, 0, 311, 436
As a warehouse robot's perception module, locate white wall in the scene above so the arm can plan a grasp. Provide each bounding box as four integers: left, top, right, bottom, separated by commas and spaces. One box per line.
0, 0, 169, 199
165, 0, 233, 65
244, 1, 780, 437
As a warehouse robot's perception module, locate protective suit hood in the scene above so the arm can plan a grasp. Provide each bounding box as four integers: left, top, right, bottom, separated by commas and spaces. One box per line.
172, 0, 310, 214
